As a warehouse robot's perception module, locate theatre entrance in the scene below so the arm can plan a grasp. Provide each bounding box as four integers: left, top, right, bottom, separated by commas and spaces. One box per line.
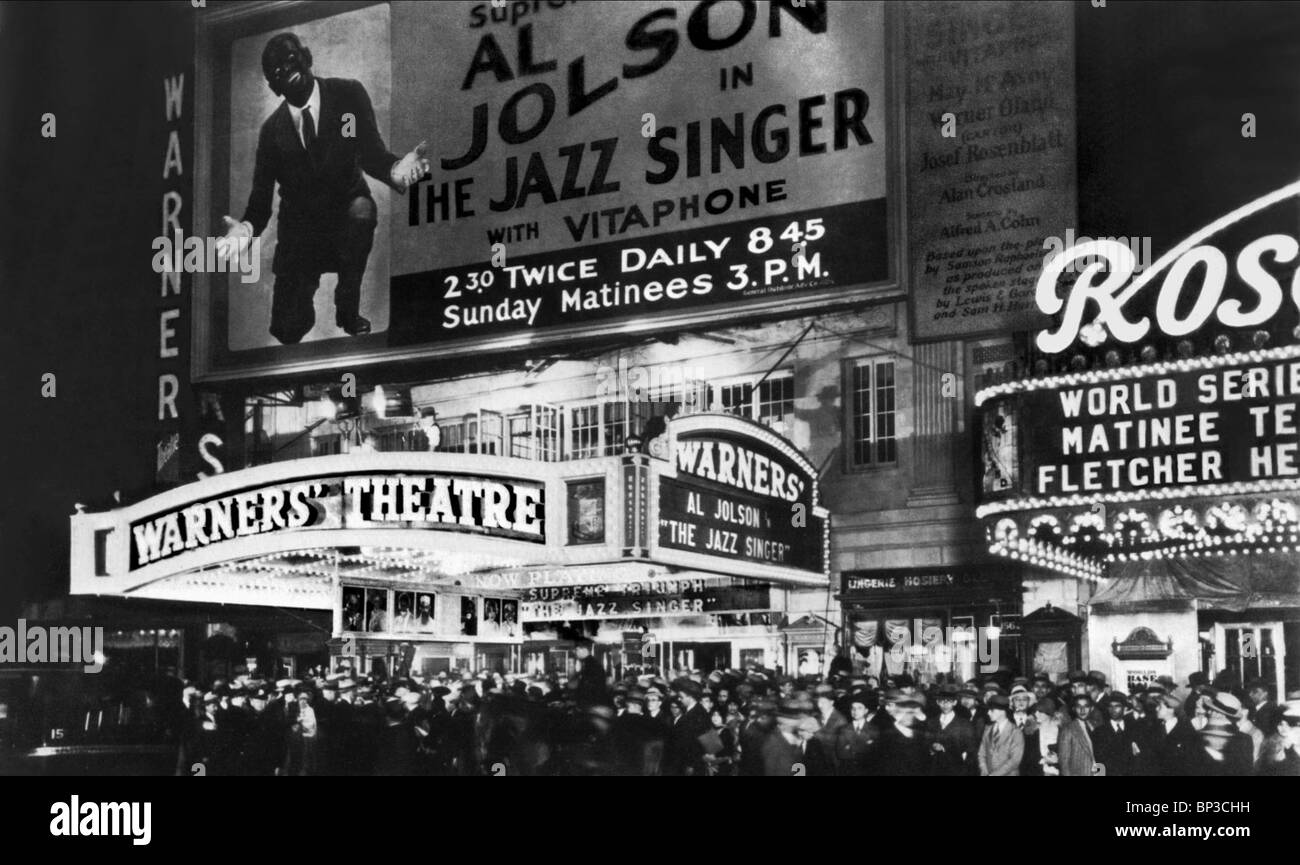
670, 642, 731, 673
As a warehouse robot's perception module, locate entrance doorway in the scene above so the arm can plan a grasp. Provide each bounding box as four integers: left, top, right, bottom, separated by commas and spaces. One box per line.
1214, 622, 1286, 697
671, 642, 730, 673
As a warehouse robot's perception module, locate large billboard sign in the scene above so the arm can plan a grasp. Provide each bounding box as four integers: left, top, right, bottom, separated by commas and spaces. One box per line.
194, 1, 893, 381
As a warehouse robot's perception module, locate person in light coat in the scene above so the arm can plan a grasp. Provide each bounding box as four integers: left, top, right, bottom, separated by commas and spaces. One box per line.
978, 694, 1023, 776
1057, 694, 1101, 776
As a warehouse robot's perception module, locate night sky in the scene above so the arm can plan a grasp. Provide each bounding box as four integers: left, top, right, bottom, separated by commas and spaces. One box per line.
0, 1, 192, 618
1, 1, 1298, 619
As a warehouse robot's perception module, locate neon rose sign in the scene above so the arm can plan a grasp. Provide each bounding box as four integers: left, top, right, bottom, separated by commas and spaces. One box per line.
1036, 180, 1300, 354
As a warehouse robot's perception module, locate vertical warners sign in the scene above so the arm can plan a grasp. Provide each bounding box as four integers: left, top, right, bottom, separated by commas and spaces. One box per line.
389, 0, 889, 347
905, 1, 1076, 341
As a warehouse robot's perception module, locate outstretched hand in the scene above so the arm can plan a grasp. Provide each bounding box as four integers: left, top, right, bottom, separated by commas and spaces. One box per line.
391, 140, 430, 191
214, 216, 253, 265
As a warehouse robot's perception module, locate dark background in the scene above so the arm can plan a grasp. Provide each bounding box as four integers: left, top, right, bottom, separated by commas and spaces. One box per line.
2, 0, 1300, 618
0, 0, 193, 618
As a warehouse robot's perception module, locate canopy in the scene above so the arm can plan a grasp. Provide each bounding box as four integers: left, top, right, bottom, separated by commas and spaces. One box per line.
1095, 554, 1300, 613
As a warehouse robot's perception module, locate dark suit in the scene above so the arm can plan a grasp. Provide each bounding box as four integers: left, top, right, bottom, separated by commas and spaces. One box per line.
739, 718, 775, 777
242, 708, 286, 776
835, 719, 879, 776
613, 712, 664, 776
240, 77, 401, 343
1021, 728, 1044, 776
878, 725, 931, 776
666, 704, 712, 776
1140, 717, 1199, 776
796, 735, 836, 777
959, 704, 988, 748
1250, 700, 1282, 739
760, 731, 802, 777
927, 713, 977, 776
372, 719, 419, 776
1091, 718, 1139, 776
815, 708, 849, 772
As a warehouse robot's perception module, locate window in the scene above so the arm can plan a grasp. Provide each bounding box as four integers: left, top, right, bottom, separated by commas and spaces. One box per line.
712, 370, 794, 429
569, 405, 601, 459
375, 426, 428, 452
507, 406, 561, 461
313, 435, 342, 456
468, 410, 503, 455
602, 401, 627, 456
757, 375, 795, 426
535, 406, 561, 461
850, 358, 897, 466
508, 412, 532, 459
434, 420, 466, 453
717, 382, 752, 417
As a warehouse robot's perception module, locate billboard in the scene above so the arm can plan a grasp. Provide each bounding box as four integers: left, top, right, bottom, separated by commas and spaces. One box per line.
904, 0, 1075, 341
193, 0, 893, 381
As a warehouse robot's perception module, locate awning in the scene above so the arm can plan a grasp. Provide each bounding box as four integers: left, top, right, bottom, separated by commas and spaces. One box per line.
1093, 554, 1300, 613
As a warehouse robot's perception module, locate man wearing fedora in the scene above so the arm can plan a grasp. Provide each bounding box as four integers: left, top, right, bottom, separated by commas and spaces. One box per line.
812, 683, 849, 770
978, 693, 1024, 776
762, 706, 807, 776
878, 690, 930, 776
1196, 692, 1255, 776
613, 689, 664, 776
1091, 692, 1139, 776
666, 679, 711, 775
835, 691, 880, 776
928, 684, 977, 776
1057, 694, 1102, 776
1085, 672, 1110, 728
957, 683, 988, 746
1139, 692, 1198, 776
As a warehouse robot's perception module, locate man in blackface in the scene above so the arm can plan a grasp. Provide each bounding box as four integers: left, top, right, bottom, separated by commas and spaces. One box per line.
218, 32, 428, 343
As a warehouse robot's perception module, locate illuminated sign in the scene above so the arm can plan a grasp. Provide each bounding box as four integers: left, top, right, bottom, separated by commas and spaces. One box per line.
195, 0, 892, 381
1035, 180, 1300, 354
658, 427, 823, 574
130, 472, 545, 568
519, 578, 771, 621
985, 354, 1300, 500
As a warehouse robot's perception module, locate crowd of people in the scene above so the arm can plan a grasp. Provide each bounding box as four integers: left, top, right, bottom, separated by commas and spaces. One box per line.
173, 647, 1300, 776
